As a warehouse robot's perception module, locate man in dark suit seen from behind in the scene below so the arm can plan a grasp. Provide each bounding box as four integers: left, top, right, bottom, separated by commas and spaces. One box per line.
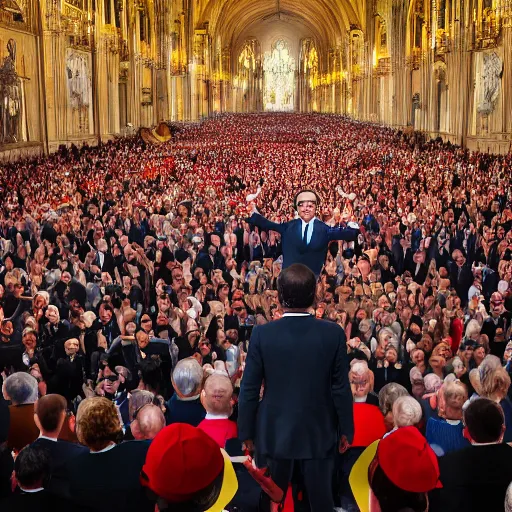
31, 394, 87, 472
238, 263, 354, 511
431, 397, 512, 512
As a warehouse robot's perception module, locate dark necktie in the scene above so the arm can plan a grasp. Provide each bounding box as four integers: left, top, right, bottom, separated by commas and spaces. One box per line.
303, 223, 309, 245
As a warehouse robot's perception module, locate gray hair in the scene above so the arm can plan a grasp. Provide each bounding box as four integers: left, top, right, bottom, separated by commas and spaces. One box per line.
424, 373, 443, 394
172, 358, 203, 397
393, 396, 423, 427
505, 482, 512, 512
3, 372, 39, 405
465, 319, 482, 340
379, 382, 409, 416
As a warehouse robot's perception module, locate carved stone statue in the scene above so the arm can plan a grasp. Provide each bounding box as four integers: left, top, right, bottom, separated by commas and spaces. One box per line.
0, 39, 22, 144
477, 52, 503, 115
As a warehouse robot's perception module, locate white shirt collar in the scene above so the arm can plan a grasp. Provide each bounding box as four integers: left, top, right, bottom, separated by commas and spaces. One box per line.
301, 217, 316, 227
446, 419, 461, 425
472, 441, 502, 446
38, 434, 58, 442
19, 487, 44, 493
90, 443, 116, 454
177, 394, 201, 402
205, 413, 230, 420
283, 313, 310, 317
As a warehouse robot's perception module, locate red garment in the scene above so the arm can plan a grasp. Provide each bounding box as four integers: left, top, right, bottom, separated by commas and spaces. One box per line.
197, 418, 238, 448
450, 317, 464, 353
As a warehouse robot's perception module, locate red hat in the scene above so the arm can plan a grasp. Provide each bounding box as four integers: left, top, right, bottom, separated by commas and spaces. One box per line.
350, 426, 441, 512
141, 424, 238, 508
351, 403, 387, 448
377, 426, 441, 493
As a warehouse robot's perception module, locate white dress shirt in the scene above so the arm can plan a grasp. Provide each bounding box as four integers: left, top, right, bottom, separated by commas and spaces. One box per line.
301, 217, 316, 245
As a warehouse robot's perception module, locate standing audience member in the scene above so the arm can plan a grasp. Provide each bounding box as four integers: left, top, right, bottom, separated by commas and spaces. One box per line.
239, 263, 354, 511
31, 394, 87, 471
3, 372, 39, 452
198, 372, 238, 447
51, 397, 152, 512
433, 398, 512, 512
165, 357, 206, 426
130, 403, 165, 440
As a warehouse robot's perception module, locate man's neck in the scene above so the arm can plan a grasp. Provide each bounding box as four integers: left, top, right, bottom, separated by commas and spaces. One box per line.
283, 308, 310, 314
39, 431, 59, 441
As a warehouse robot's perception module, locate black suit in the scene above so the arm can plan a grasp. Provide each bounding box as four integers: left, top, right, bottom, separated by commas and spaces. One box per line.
31, 437, 88, 472
0, 489, 86, 512
51, 441, 152, 512
431, 443, 512, 512
238, 315, 353, 511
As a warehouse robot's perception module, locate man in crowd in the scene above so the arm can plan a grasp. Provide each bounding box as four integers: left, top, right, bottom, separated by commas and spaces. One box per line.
248, 189, 359, 276
239, 263, 353, 510
1, 114, 512, 510
3, 372, 39, 452
433, 398, 512, 511
31, 394, 87, 471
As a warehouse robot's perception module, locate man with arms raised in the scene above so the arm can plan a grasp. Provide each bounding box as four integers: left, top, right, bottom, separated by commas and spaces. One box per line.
248, 189, 359, 277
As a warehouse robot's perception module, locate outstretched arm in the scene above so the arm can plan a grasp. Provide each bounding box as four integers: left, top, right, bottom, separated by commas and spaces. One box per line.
327, 223, 360, 242
248, 212, 286, 235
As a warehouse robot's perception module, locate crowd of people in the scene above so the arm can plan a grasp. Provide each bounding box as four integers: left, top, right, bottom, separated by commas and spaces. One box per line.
1, 112, 512, 511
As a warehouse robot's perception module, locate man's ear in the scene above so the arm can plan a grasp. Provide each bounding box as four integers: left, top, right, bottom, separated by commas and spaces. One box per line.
68, 413, 76, 433
34, 413, 42, 432
462, 426, 473, 443
131, 419, 140, 439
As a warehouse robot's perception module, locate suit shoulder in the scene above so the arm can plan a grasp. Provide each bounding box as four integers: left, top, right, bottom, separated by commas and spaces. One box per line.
315, 318, 345, 335
118, 440, 151, 454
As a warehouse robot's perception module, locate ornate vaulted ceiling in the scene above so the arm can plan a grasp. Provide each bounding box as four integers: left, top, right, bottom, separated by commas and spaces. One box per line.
197, 0, 365, 51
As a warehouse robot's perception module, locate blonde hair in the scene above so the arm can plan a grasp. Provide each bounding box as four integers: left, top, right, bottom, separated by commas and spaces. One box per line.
443, 381, 468, 411
480, 355, 511, 401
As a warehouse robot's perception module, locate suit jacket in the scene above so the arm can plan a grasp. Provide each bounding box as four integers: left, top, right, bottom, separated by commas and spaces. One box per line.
0, 489, 87, 512
238, 315, 353, 459
249, 214, 358, 276
165, 394, 206, 426
31, 438, 88, 472
7, 404, 39, 452
432, 443, 512, 512
51, 441, 152, 512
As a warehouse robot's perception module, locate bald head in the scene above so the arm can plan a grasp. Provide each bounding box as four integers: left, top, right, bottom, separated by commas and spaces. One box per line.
201, 373, 233, 416
131, 404, 165, 441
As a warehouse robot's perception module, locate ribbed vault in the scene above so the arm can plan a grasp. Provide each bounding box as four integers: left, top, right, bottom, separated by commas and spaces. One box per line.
198, 0, 364, 51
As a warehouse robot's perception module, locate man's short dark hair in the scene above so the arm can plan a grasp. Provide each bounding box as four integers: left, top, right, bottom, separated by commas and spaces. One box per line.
464, 398, 504, 443
277, 263, 316, 309
138, 358, 163, 394
293, 189, 321, 210
15, 444, 50, 488
35, 394, 67, 433
370, 464, 428, 512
